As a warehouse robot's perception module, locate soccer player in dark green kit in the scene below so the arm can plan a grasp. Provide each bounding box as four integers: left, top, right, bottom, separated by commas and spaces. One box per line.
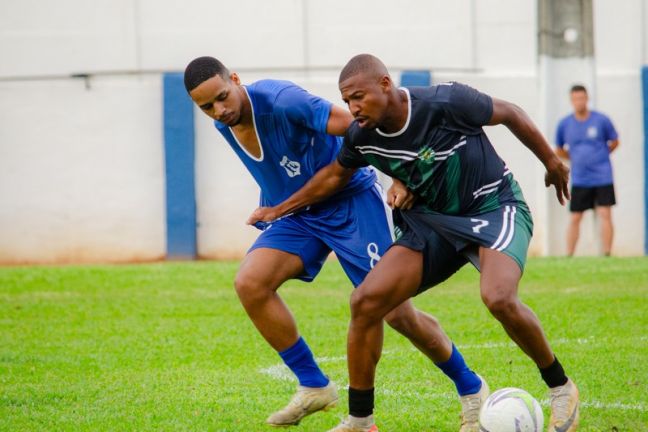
248, 54, 580, 432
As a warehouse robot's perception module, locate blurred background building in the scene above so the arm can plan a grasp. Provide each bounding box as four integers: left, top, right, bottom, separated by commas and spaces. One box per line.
1, 0, 647, 264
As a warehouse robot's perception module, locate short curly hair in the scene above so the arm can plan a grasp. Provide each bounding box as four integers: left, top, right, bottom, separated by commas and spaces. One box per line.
183, 56, 230, 93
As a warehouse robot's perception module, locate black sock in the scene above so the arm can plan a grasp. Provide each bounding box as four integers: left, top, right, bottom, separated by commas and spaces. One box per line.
348, 387, 374, 418
540, 356, 568, 388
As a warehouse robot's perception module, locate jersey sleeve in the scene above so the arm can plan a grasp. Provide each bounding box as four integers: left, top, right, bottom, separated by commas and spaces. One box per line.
442, 82, 493, 129
602, 115, 618, 141
275, 84, 332, 134
337, 129, 369, 169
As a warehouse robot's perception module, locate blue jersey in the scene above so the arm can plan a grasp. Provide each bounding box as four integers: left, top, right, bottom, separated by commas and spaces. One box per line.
214, 79, 376, 207
556, 110, 618, 187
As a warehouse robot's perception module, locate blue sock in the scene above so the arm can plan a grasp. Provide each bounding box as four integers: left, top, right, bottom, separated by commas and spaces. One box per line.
435, 344, 482, 396
279, 337, 329, 388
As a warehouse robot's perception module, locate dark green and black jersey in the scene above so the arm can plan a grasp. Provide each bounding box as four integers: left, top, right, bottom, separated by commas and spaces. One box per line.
337, 82, 527, 216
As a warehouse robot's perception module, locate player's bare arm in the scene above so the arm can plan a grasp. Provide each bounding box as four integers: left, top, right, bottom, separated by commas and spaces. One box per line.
246, 160, 357, 224
326, 104, 414, 209
326, 105, 354, 136
489, 98, 571, 205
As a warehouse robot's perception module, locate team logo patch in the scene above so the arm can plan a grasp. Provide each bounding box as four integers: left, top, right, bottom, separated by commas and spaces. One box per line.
418, 147, 435, 163
587, 126, 598, 139
280, 156, 301, 177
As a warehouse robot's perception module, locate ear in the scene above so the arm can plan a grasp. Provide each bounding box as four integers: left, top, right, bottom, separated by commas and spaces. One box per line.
379, 75, 392, 93
230, 72, 241, 85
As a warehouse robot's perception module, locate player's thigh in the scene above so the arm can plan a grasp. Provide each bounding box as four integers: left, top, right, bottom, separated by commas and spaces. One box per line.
595, 205, 612, 222
391, 208, 471, 293
241, 218, 330, 289
570, 211, 584, 224
236, 247, 305, 293
478, 247, 522, 305
324, 184, 394, 287
352, 245, 424, 319
415, 229, 470, 293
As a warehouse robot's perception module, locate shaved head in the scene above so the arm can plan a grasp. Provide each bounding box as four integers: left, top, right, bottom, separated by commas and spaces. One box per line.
339, 54, 389, 83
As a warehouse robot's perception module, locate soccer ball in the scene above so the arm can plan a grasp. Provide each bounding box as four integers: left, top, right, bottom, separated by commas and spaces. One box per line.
479, 387, 544, 432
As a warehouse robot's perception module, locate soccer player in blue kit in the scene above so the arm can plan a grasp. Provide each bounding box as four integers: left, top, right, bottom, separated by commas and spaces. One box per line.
249, 54, 581, 432
183, 57, 489, 431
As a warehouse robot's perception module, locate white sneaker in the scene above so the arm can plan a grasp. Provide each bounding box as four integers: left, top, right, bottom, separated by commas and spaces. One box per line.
266, 381, 338, 426
548, 379, 580, 432
459, 375, 490, 432
328, 415, 379, 432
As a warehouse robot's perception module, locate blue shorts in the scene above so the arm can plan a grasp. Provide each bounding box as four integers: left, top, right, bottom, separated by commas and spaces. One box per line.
249, 184, 393, 287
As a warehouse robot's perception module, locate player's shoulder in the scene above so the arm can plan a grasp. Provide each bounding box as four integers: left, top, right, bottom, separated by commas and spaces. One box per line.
247, 79, 310, 117
407, 84, 443, 102
408, 81, 475, 103
247, 79, 298, 101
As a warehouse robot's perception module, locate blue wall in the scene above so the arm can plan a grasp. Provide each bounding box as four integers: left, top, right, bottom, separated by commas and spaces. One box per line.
400, 70, 432, 87
163, 73, 197, 259
642, 66, 648, 254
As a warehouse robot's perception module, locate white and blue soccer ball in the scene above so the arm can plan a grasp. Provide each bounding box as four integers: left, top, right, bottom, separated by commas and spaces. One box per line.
479, 387, 544, 432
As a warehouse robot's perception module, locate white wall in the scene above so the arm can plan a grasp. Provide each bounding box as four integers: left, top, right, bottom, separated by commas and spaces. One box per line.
0, 76, 165, 264
0, 0, 646, 263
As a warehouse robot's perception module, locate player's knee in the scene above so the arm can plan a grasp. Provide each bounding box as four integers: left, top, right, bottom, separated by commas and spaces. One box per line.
596, 208, 612, 222
384, 307, 413, 334
570, 213, 584, 224
234, 273, 271, 305
350, 288, 383, 325
482, 289, 520, 321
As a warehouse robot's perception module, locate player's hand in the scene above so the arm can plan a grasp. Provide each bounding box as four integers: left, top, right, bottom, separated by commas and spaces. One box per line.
246, 207, 279, 225
387, 179, 416, 210
544, 160, 571, 205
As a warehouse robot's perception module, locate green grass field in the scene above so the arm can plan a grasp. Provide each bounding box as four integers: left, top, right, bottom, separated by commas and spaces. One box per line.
1, 258, 647, 431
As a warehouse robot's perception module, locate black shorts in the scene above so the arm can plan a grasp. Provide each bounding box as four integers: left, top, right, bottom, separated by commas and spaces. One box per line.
391, 203, 533, 294
570, 184, 616, 212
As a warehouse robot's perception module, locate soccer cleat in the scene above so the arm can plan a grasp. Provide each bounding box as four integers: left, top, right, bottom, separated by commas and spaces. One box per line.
327, 415, 379, 432
459, 375, 490, 432
548, 379, 580, 432
266, 381, 338, 426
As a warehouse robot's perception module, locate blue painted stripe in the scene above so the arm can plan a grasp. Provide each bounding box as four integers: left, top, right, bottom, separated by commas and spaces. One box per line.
400, 70, 431, 87
163, 73, 197, 259
642, 66, 648, 254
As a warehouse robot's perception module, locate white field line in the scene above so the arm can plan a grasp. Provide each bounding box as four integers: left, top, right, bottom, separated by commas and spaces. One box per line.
378, 389, 647, 412
258, 336, 648, 412
260, 337, 596, 379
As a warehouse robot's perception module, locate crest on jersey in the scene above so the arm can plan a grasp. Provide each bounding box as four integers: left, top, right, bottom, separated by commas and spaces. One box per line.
587, 126, 598, 138
418, 147, 436, 163
280, 156, 301, 177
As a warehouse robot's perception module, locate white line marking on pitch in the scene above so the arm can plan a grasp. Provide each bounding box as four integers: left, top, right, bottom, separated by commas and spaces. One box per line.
258, 336, 647, 412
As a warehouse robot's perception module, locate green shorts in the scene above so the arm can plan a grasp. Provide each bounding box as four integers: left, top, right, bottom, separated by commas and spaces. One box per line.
393, 203, 534, 293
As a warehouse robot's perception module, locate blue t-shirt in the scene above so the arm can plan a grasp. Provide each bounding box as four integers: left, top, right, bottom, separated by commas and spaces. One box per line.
555, 110, 618, 187
214, 79, 375, 207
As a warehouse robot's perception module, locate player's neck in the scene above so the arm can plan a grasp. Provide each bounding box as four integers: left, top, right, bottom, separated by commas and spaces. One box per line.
379, 89, 409, 134
233, 87, 254, 130
574, 109, 590, 121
